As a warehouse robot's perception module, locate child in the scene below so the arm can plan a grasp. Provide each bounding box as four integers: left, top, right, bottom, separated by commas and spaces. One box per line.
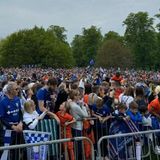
126, 101, 142, 160
23, 100, 59, 130
112, 103, 128, 121
91, 97, 112, 160
23, 100, 47, 130
56, 101, 76, 160
141, 106, 152, 131
126, 101, 142, 129
109, 103, 130, 160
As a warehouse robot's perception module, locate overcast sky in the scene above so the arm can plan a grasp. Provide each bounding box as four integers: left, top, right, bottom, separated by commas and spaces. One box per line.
0, 0, 159, 43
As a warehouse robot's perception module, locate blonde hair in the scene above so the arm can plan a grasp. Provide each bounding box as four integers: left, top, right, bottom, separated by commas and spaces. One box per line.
96, 97, 103, 108
24, 100, 35, 113
69, 89, 79, 100
155, 85, 160, 95
64, 101, 71, 113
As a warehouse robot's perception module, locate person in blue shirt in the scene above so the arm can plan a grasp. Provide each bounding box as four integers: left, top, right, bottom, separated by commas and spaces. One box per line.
36, 78, 60, 121
109, 103, 131, 160
126, 101, 142, 128
91, 97, 113, 159
126, 101, 142, 160
0, 82, 22, 132
0, 82, 24, 159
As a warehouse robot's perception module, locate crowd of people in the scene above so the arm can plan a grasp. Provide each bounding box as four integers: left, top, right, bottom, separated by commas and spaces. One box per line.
0, 67, 160, 160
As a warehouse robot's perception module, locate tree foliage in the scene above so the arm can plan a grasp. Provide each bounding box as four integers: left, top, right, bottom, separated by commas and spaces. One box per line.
104, 31, 123, 43
123, 12, 156, 68
47, 25, 67, 43
154, 11, 160, 68
71, 26, 103, 66
96, 39, 133, 68
0, 26, 74, 67
0, 10, 160, 69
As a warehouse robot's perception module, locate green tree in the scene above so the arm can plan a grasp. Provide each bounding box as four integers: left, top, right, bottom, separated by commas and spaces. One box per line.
96, 39, 133, 68
104, 31, 123, 43
47, 25, 67, 43
154, 11, 160, 69
123, 12, 156, 68
71, 35, 85, 66
155, 11, 160, 32
71, 26, 102, 66
0, 26, 74, 67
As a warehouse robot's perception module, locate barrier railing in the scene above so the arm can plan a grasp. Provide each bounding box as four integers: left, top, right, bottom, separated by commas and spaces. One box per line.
0, 136, 95, 160
97, 129, 160, 160
63, 117, 97, 160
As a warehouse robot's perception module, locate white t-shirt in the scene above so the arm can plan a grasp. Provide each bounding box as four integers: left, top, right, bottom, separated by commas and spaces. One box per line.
23, 111, 39, 130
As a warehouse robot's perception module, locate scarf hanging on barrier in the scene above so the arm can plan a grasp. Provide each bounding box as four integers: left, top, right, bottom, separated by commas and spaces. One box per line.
109, 118, 139, 160
0, 130, 12, 160
23, 130, 51, 160
124, 119, 139, 139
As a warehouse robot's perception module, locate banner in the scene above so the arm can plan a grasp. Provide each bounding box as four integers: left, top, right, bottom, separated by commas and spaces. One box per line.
109, 118, 139, 160
23, 130, 51, 160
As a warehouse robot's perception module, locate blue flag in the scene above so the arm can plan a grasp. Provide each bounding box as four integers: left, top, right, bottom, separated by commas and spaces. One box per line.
89, 59, 95, 66
109, 119, 139, 160
23, 130, 51, 160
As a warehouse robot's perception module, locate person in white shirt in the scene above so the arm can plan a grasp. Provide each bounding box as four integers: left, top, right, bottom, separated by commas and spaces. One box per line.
23, 100, 60, 130
23, 100, 47, 130
119, 86, 134, 109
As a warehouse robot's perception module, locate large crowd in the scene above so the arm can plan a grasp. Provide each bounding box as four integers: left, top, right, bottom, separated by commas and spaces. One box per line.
0, 67, 160, 160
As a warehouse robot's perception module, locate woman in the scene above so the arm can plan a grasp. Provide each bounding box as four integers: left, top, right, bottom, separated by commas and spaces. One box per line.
69, 89, 88, 160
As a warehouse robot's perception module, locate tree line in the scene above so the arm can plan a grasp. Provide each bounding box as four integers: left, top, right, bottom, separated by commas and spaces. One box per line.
0, 11, 160, 69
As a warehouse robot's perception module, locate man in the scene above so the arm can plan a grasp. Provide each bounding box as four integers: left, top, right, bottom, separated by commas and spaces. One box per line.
36, 78, 60, 159
0, 82, 23, 159
0, 82, 22, 132
36, 78, 59, 120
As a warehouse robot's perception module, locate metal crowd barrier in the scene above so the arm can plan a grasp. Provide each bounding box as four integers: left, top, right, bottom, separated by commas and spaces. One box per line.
62, 116, 110, 159
0, 137, 95, 160
97, 129, 160, 160
62, 117, 97, 160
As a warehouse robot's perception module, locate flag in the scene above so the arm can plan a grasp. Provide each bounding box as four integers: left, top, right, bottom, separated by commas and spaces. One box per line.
23, 130, 51, 160
109, 118, 139, 160
89, 59, 94, 66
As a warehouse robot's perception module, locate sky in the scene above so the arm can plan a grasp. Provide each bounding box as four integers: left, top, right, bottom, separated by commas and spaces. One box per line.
0, 0, 160, 43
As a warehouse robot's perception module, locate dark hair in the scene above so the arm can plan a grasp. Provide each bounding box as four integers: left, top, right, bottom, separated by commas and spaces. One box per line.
138, 105, 148, 114
117, 103, 127, 110
47, 78, 57, 86
71, 83, 78, 90
92, 85, 99, 94
1, 81, 8, 88
124, 87, 134, 97
129, 101, 138, 109
135, 87, 144, 97
85, 84, 92, 94
158, 92, 160, 99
